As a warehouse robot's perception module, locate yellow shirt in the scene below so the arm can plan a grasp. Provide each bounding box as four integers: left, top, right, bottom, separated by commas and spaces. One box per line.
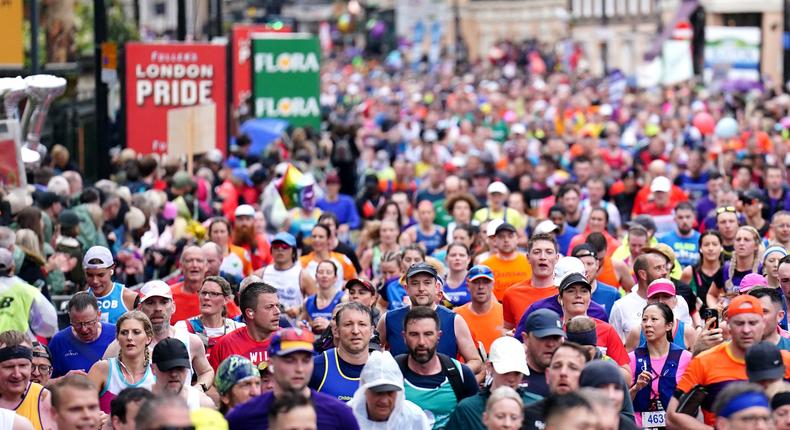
16, 382, 44, 430
473, 207, 527, 232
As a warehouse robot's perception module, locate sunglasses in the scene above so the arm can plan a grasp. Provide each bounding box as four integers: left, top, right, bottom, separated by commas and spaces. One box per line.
272, 243, 292, 250
716, 206, 737, 214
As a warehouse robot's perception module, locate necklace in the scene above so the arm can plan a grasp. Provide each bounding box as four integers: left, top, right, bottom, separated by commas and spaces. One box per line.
118, 358, 146, 383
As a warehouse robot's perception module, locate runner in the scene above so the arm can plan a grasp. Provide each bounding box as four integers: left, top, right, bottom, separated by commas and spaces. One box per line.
83, 246, 137, 325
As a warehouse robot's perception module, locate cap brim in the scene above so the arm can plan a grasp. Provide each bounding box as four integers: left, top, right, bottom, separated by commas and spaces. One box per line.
273, 346, 314, 356
368, 383, 402, 393
748, 367, 785, 383
83, 262, 113, 270
531, 328, 566, 338
468, 274, 495, 282
142, 293, 173, 302
155, 359, 191, 372
271, 239, 295, 247
491, 360, 530, 376
406, 269, 439, 279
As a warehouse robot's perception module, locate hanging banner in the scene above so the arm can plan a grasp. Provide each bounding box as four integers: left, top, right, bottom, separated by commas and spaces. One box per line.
125, 42, 227, 155
231, 24, 293, 121
704, 26, 761, 90
0, 0, 24, 67
251, 34, 321, 130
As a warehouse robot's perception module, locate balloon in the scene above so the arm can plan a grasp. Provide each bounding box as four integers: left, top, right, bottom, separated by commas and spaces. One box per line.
370, 21, 386, 38
338, 14, 352, 33
276, 163, 315, 210
714, 117, 738, 139
692, 112, 715, 136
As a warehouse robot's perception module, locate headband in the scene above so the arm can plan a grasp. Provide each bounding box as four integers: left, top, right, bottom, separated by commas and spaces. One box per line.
719, 391, 770, 418
764, 246, 788, 262
0, 345, 32, 363
566, 328, 597, 347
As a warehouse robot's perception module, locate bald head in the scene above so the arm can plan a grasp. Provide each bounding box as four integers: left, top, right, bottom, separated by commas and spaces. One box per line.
648, 160, 667, 178
201, 242, 222, 277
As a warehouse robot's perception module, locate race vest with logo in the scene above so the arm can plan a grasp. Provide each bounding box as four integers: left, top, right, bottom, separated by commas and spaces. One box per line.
316, 348, 362, 402
15, 382, 44, 430
0, 277, 37, 335
403, 358, 464, 429
89, 282, 129, 324
632, 344, 684, 429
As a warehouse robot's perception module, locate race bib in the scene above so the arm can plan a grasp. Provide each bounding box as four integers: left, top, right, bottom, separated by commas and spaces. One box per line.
642, 410, 666, 428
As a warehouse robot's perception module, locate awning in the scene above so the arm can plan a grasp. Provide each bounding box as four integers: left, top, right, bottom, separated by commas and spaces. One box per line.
644, 0, 699, 61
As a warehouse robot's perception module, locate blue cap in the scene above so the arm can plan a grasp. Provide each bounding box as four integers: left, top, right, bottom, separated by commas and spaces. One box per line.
524, 309, 566, 338
231, 167, 253, 186
268, 328, 315, 357
271, 232, 296, 248
467, 265, 494, 282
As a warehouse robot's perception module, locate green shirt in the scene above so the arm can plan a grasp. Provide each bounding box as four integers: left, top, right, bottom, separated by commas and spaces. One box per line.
445, 387, 543, 430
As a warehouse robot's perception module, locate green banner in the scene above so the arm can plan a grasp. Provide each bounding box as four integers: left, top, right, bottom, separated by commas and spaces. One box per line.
252, 34, 321, 130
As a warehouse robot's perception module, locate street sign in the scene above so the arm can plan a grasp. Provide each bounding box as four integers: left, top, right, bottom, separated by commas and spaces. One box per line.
125, 42, 227, 155
251, 34, 321, 130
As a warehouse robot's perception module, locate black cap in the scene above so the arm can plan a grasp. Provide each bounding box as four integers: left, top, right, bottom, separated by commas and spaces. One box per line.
152, 338, 191, 371
746, 342, 785, 383
58, 209, 80, 229
495, 223, 517, 235
524, 309, 566, 338
405, 262, 439, 280
35, 191, 61, 209
559, 272, 592, 293
571, 244, 597, 259
740, 189, 764, 204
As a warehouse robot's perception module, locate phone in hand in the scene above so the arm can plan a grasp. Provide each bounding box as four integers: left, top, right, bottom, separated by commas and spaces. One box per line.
700, 308, 719, 330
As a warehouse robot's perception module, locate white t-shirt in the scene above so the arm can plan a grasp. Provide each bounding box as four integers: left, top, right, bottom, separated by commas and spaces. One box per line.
609, 290, 691, 342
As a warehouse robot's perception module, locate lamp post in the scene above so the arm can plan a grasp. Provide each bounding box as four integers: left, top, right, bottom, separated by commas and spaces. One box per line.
600, 0, 608, 74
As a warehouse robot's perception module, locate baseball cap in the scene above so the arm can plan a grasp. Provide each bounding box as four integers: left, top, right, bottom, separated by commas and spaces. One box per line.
571, 244, 597, 260
511, 123, 527, 135
740, 189, 764, 205
152, 338, 191, 371
495, 223, 517, 235
83, 246, 114, 270
58, 209, 80, 229
171, 171, 196, 189
746, 342, 785, 383
405, 262, 439, 280
231, 168, 253, 187
487, 181, 509, 194
533, 220, 559, 235
214, 355, 260, 395
650, 176, 672, 193
488, 336, 530, 376
234, 204, 255, 218
268, 328, 315, 357
345, 278, 376, 294
647, 278, 676, 298
140, 280, 173, 302
0, 248, 14, 272
553, 256, 586, 287
559, 272, 592, 293
271, 232, 296, 248
467, 265, 494, 282
739, 273, 769, 293
35, 191, 61, 209
486, 219, 504, 237
191, 409, 228, 430
325, 171, 341, 185
727, 295, 764, 320
524, 309, 566, 338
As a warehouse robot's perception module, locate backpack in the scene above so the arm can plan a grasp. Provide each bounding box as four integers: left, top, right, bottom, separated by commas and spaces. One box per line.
394, 353, 466, 401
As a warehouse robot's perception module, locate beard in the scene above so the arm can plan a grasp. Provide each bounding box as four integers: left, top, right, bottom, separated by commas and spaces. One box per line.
409, 345, 436, 364
233, 225, 256, 248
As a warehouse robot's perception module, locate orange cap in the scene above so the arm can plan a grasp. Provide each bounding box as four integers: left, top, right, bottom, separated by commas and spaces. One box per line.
727, 295, 764, 320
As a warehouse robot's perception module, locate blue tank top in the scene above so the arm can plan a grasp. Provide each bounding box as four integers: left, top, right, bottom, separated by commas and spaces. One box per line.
638, 320, 686, 350
304, 291, 345, 321
89, 282, 129, 324
386, 305, 458, 357
316, 348, 362, 402
632, 344, 684, 413
416, 225, 444, 255
443, 278, 471, 308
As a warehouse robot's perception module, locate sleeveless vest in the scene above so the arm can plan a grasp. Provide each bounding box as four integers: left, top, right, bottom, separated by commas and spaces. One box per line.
639, 320, 686, 350
316, 348, 361, 402
15, 382, 44, 430
89, 282, 129, 324
632, 344, 684, 413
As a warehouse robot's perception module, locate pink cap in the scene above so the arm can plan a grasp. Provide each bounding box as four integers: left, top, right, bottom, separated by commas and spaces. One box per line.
738, 273, 768, 293
647, 278, 676, 298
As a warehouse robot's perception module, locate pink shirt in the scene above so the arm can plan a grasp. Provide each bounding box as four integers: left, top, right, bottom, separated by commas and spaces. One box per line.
628, 349, 693, 427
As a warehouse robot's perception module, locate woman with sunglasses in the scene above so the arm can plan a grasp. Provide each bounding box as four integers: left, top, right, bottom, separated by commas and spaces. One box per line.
682, 231, 724, 312
629, 303, 692, 428
706, 226, 763, 308
174, 276, 245, 354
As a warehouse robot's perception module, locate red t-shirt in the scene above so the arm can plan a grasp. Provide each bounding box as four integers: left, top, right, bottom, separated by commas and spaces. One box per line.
593, 318, 629, 366
208, 327, 272, 370
169, 282, 241, 324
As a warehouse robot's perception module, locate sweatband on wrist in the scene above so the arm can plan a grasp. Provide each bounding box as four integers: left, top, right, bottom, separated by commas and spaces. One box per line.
0, 345, 32, 363
719, 391, 770, 418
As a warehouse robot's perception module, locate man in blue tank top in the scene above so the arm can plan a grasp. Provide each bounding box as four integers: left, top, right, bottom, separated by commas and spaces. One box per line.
49, 293, 115, 378
83, 246, 138, 324
376, 262, 482, 376
309, 302, 372, 401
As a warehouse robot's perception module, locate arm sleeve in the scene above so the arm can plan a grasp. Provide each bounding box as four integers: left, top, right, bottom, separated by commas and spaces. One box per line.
29, 291, 58, 338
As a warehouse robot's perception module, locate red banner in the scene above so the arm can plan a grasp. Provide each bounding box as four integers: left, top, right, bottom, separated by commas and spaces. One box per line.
125, 42, 227, 155
231, 24, 292, 123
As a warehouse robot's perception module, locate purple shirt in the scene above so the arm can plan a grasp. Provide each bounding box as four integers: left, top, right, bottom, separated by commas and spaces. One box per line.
226, 389, 359, 430
514, 295, 609, 340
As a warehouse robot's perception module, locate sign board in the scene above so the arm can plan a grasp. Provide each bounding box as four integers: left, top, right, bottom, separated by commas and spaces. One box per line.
0, 0, 24, 67
125, 42, 227, 155
704, 26, 761, 89
251, 34, 321, 130
0, 120, 25, 188
101, 42, 118, 84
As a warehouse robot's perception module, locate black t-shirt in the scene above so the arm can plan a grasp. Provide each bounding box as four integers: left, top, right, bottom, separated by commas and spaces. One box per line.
522, 398, 547, 430
524, 366, 549, 398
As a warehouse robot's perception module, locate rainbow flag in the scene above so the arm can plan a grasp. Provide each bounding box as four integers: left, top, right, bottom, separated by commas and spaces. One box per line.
277, 163, 314, 209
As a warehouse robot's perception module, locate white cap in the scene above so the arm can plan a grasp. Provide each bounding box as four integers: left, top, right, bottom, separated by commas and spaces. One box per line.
533, 220, 559, 235
650, 176, 672, 193
235, 204, 255, 218
205, 148, 223, 164
486, 219, 505, 237
488, 336, 530, 376
83, 246, 114, 269
553, 256, 586, 287
140, 280, 173, 302
487, 181, 509, 195
510, 123, 526, 135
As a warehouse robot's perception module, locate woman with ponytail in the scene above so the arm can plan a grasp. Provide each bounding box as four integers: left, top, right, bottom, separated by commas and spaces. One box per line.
707, 226, 763, 309
88, 310, 156, 413
628, 303, 692, 428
